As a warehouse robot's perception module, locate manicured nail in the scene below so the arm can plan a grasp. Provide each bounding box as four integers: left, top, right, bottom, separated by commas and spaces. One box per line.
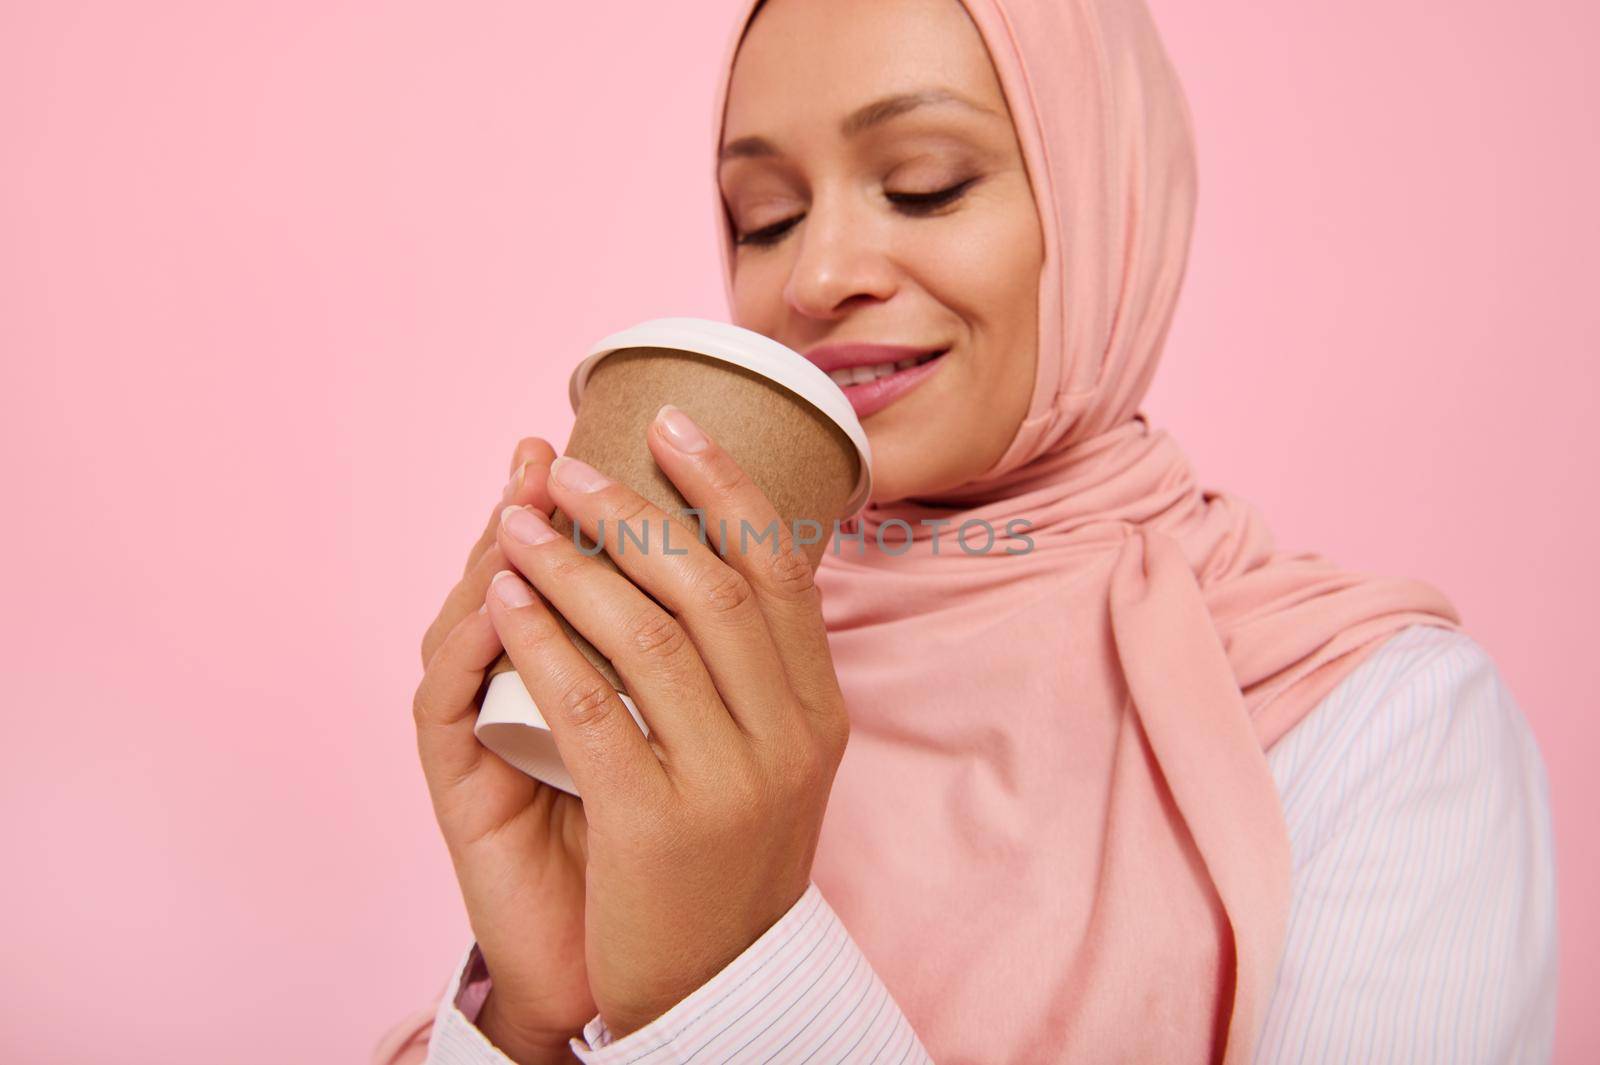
491, 570, 534, 608
502, 504, 557, 545
656, 404, 709, 454
551, 456, 611, 493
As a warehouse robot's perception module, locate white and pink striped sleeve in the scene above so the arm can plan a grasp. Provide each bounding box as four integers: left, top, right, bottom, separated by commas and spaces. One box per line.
411, 884, 929, 1064
369, 939, 508, 1064
1254, 625, 1559, 1064
568, 882, 931, 1064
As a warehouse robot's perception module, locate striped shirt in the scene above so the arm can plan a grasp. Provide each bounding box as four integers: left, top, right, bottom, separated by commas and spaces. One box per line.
373, 625, 1557, 1064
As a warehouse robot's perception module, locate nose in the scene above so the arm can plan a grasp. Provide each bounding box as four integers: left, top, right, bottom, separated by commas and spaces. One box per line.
783, 193, 899, 320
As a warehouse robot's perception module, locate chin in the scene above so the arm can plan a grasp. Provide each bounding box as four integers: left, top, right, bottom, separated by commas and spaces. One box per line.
859, 442, 926, 507
864, 427, 975, 502
862, 468, 925, 507
863, 462, 962, 507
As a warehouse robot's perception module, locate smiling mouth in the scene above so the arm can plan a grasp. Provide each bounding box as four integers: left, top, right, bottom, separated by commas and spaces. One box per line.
825, 349, 947, 388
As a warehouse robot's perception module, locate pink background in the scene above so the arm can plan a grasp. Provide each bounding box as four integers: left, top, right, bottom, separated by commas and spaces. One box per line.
2, 1, 1594, 1061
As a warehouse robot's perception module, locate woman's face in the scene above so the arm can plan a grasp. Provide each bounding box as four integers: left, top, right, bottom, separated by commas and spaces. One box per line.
720, 0, 1044, 504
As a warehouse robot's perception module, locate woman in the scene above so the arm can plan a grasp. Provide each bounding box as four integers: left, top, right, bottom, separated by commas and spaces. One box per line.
377, 0, 1558, 1061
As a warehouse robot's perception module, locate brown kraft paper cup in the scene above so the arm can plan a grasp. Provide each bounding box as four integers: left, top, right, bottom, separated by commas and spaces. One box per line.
475, 321, 871, 797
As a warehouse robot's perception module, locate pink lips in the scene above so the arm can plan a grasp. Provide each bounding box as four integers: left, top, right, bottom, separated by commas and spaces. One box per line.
802, 342, 950, 419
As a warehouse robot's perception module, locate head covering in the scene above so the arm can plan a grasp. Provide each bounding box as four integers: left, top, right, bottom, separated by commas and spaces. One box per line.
711, 1, 1461, 1061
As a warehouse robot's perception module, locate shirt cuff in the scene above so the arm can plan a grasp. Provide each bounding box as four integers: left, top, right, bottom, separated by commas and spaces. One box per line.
568, 882, 929, 1064
454, 942, 495, 1023
424, 941, 519, 1064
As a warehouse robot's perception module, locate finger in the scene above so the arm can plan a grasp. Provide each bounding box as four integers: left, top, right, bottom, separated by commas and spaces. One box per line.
414, 604, 538, 816
509, 436, 557, 479
464, 438, 559, 579
485, 568, 667, 809
422, 541, 510, 668
424, 438, 557, 665
495, 502, 739, 771
540, 454, 796, 743
645, 404, 843, 722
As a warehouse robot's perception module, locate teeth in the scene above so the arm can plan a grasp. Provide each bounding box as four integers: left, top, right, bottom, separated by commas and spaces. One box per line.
827, 353, 935, 388
830, 362, 888, 387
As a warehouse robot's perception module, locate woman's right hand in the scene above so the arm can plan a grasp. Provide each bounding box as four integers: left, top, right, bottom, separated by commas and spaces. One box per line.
413, 437, 594, 1065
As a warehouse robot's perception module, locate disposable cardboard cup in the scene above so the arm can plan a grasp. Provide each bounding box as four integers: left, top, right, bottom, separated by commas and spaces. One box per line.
474, 317, 873, 797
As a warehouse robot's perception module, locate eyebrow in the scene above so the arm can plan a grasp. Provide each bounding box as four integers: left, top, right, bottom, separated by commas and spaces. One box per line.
718, 88, 1002, 163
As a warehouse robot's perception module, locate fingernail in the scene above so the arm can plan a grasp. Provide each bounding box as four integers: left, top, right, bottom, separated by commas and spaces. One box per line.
656, 404, 709, 453
551, 456, 611, 493
503, 504, 557, 545
491, 570, 534, 608
502, 461, 528, 501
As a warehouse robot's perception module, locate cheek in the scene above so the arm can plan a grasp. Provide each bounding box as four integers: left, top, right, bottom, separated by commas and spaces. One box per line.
729, 255, 792, 331
958, 202, 1042, 328
924, 208, 1041, 391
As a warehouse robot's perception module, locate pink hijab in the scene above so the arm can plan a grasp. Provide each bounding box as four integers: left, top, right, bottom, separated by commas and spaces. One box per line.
712, 1, 1460, 1062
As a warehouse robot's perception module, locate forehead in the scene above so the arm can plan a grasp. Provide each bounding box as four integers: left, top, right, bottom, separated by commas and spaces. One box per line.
722, 0, 1009, 136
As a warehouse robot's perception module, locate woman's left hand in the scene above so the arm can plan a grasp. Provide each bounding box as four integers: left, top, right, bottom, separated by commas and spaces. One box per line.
484, 403, 851, 1039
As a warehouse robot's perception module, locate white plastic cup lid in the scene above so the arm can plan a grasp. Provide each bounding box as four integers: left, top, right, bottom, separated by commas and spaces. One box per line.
568, 317, 874, 517
475, 671, 648, 798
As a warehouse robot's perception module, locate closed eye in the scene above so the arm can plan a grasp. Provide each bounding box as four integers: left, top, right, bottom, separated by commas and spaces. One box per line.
885, 177, 978, 214
732, 177, 980, 249
735, 215, 802, 248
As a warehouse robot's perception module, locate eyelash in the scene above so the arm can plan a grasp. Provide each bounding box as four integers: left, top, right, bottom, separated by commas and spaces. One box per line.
735, 177, 979, 248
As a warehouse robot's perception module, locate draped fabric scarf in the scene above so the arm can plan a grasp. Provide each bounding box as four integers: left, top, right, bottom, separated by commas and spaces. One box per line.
710, 1, 1461, 1060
